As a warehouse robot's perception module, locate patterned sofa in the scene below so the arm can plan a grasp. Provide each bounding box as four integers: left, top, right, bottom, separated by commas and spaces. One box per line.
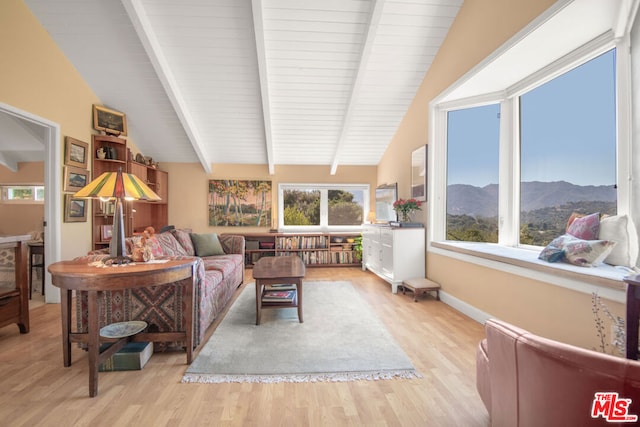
75, 229, 245, 348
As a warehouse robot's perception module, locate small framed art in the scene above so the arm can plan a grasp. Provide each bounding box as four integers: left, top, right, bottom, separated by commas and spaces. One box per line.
101, 225, 113, 241
64, 136, 89, 168
92, 104, 127, 136
64, 166, 90, 193
64, 194, 87, 223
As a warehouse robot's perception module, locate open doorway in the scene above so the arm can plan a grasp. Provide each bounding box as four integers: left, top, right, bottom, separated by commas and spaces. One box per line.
0, 102, 61, 304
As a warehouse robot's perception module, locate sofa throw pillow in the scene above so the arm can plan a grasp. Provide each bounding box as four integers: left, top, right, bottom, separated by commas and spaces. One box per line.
155, 231, 189, 256
599, 214, 639, 267
172, 228, 195, 256
190, 233, 225, 257
563, 238, 616, 267
566, 212, 600, 240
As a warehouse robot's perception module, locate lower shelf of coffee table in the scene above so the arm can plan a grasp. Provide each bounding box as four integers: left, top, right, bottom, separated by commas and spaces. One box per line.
261, 292, 298, 308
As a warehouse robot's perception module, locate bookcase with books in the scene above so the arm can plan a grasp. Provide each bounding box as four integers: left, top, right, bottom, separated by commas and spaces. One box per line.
238, 232, 361, 268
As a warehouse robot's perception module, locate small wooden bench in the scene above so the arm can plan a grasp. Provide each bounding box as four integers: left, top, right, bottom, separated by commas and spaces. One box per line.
401, 278, 441, 302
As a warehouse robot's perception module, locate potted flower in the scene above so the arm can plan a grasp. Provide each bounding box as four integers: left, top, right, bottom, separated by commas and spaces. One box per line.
393, 198, 423, 222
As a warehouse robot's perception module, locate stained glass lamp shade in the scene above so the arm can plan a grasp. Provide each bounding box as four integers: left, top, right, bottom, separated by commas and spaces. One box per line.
74, 166, 160, 264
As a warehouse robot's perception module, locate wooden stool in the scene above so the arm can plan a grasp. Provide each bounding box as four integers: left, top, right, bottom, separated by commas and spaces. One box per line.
401, 278, 440, 302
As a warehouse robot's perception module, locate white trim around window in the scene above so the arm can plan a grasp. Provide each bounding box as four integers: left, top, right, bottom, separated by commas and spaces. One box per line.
278, 183, 369, 232
427, 4, 637, 292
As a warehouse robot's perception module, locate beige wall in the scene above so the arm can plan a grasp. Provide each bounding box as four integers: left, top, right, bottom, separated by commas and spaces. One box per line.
0, 162, 45, 235
163, 163, 377, 234
0, 0, 101, 260
378, 0, 625, 351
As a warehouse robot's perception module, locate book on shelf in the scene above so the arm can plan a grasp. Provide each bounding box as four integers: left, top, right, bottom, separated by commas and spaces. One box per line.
99, 341, 153, 372
262, 289, 296, 302
265, 284, 296, 291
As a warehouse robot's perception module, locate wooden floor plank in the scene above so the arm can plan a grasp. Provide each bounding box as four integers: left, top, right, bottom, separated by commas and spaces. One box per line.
0, 267, 490, 426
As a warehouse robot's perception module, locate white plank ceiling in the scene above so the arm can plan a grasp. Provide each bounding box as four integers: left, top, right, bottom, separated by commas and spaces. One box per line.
22, 0, 462, 174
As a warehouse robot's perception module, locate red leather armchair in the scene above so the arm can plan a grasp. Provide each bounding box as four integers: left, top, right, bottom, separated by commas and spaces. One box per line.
476, 318, 640, 426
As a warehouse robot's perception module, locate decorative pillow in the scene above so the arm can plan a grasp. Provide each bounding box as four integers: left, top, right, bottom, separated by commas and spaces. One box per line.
599, 214, 639, 267
155, 231, 189, 256
146, 236, 164, 258
190, 233, 225, 257
538, 235, 567, 263
563, 238, 616, 267
566, 212, 584, 230
172, 228, 195, 256
566, 212, 600, 240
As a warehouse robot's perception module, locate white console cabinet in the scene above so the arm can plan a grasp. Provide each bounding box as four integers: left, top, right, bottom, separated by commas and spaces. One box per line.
362, 224, 425, 293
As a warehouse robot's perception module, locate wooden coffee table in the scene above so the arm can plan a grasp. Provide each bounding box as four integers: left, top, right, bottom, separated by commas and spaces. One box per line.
253, 256, 305, 325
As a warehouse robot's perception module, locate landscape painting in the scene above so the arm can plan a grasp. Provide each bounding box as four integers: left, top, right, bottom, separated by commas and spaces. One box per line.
208, 180, 272, 227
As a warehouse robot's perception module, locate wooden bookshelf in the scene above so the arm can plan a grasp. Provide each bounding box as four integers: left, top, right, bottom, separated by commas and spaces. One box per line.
235, 232, 362, 268
89, 135, 169, 251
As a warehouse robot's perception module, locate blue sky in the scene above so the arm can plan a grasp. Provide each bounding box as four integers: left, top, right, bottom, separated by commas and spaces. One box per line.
447, 49, 616, 188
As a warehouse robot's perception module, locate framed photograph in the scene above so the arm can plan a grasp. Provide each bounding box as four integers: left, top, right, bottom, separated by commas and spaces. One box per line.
64, 166, 90, 193
92, 104, 128, 136
411, 145, 427, 201
64, 136, 89, 168
101, 225, 113, 241
64, 194, 87, 223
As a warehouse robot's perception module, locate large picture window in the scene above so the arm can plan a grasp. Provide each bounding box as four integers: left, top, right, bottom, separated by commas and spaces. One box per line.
519, 50, 617, 246
279, 184, 369, 230
435, 43, 622, 250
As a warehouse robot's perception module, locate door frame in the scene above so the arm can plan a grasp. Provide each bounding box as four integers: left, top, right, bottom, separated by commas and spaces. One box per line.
0, 101, 61, 303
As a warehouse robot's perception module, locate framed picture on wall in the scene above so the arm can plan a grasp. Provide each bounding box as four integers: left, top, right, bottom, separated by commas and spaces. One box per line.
92, 104, 127, 136
63, 166, 90, 192
64, 136, 89, 168
64, 194, 87, 222
411, 145, 427, 201
101, 225, 113, 241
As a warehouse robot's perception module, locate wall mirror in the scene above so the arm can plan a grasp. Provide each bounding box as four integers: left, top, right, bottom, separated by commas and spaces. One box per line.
411, 145, 427, 201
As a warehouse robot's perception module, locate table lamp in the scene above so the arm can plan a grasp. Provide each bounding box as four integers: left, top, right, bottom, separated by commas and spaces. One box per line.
74, 166, 161, 264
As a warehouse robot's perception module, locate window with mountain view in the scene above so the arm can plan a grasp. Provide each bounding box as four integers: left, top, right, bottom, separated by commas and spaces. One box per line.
281, 185, 367, 229
446, 104, 500, 242
519, 49, 617, 246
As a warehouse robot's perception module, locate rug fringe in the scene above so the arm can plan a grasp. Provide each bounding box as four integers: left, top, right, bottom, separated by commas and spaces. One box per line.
182, 370, 422, 384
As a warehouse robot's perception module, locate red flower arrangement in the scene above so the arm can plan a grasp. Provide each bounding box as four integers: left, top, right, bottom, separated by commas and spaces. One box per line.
393, 198, 422, 222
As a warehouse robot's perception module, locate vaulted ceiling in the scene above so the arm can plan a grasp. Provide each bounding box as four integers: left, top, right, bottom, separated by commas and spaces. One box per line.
20, 0, 462, 174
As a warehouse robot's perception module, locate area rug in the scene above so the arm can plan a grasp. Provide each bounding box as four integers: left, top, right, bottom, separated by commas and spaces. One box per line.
182, 281, 420, 383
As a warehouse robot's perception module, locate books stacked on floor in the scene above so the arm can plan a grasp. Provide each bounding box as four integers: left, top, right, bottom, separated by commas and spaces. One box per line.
99, 341, 153, 372
262, 286, 296, 303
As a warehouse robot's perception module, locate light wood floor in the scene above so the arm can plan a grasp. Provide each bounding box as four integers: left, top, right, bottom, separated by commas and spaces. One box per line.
0, 268, 489, 427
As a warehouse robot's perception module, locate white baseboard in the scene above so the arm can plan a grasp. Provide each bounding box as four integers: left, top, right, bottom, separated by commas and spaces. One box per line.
439, 291, 492, 325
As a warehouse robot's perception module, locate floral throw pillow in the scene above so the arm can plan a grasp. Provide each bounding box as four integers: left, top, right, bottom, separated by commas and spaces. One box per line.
539, 233, 616, 267
566, 212, 600, 240
563, 238, 616, 267
538, 235, 569, 262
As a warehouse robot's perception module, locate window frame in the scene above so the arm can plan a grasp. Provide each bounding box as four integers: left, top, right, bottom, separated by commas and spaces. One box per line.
278, 183, 370, 232
431, 33, 630, 250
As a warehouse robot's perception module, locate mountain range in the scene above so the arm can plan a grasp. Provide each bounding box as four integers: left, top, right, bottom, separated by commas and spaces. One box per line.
447, 181, 616, 217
